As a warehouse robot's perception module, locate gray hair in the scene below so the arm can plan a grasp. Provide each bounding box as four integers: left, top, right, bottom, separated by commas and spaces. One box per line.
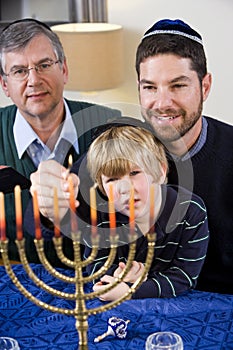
0, 18, 65, 76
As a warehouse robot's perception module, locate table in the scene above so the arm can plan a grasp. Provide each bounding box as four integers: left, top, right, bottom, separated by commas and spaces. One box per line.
0, 264, 232, 349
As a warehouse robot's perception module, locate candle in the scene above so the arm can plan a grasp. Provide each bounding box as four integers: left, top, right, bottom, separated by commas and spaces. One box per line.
129, 186, 135, 235
90, 186, 97, 237
14, 185, 23, 241
68, 154, 73, 171
53, 187, 60, 238
108, 183, 116, 236
68, 175, 78, 233
149, 184, 155, 233
32, 190, 42, 240
0, 192, 6, 241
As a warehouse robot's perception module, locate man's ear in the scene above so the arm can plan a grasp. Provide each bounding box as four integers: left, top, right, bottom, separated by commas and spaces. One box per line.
202, 73, 212, 102
0, 76, 10, 97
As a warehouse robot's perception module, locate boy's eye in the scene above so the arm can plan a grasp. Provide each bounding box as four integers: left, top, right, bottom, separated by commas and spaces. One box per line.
106, 177, 118, 183
130, 170, 140, 176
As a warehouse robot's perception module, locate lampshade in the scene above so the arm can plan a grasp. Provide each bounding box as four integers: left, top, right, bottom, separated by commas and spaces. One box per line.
51, 23, 124, 92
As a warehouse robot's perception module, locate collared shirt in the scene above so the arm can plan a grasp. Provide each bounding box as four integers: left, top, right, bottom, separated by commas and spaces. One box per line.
168, 117, 208, 162
13, 100, 79, 167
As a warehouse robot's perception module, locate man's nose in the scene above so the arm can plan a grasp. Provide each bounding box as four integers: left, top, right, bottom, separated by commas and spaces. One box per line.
153, 89, 173, 111
27, 67, 41, 84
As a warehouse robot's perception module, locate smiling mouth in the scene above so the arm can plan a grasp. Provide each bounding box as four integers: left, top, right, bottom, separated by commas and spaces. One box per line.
157, 116, 177, 120
152, 114, 180, 121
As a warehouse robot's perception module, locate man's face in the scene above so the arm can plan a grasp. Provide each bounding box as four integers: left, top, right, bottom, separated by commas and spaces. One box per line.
138, 54, 210, 144
0, 34, 68, 121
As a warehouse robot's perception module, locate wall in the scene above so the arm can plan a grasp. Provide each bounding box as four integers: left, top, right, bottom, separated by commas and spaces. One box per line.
0, 0, 232, 125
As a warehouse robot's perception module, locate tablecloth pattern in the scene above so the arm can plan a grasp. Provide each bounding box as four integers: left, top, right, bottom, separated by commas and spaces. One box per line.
0, 264, 232, 349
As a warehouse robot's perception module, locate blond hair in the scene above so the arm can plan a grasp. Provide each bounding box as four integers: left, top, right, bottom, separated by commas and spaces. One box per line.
87, 125, 168, 194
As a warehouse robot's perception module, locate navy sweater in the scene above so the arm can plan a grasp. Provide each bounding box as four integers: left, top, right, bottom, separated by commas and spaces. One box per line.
167, 116, 233, 294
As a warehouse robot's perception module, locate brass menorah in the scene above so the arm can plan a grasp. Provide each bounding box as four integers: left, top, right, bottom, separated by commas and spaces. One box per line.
0, 186, 156, 350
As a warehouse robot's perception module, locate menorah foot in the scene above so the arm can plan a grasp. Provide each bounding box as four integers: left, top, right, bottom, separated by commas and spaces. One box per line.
76, 316, 89, 350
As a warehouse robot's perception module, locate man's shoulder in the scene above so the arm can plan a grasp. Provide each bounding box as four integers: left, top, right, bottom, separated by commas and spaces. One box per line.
0, 104, 17, 115
166, 184, 206, 207
205, 116, 233, 133
0, 104, 17, 125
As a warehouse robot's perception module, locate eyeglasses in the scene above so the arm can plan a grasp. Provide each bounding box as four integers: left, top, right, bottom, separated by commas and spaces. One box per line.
4, 60, 60, 81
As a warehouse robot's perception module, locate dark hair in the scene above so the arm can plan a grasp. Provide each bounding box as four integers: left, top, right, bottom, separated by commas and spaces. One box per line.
135, 34, 207, 84
0, 18, 65, 76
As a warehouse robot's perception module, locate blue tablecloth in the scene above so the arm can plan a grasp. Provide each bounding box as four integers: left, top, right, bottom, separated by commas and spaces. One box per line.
0, 264, 232, 350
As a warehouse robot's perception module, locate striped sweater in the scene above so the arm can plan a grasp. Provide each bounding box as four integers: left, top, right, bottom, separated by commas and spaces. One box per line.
83, 185, 209, 299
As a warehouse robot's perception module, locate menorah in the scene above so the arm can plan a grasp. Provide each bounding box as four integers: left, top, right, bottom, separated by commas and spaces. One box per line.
0, 184, 156, 350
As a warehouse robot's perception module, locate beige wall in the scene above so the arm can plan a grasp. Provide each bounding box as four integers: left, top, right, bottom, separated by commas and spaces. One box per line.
0, 0, 232, 125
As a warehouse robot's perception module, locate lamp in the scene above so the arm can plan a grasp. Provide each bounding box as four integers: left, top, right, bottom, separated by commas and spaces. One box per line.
51, 22, 124, 92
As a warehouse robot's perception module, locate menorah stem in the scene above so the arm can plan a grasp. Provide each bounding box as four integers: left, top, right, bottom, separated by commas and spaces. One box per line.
73, 237, 90, 349
76, 315, 88, 350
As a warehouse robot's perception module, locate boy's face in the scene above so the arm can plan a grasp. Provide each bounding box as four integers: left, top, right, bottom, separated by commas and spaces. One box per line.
101, 165, 162, 223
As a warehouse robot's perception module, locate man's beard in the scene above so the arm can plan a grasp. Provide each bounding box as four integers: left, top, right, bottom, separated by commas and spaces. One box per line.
141, 99, 203, 143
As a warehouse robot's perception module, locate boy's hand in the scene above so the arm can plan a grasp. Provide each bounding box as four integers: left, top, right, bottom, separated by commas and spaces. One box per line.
93, 275, 130, 301
113, 261, 147, 283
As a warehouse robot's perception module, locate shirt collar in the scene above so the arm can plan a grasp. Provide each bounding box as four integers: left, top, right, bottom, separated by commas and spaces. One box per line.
168, 117, 208, 162
13, 99, 79, 159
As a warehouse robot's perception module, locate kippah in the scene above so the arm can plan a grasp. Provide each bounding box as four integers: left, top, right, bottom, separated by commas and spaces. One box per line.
143, 19, 203, 45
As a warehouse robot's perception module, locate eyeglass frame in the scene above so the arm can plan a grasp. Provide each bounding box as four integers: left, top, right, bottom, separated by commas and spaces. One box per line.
3, 59, 61, 81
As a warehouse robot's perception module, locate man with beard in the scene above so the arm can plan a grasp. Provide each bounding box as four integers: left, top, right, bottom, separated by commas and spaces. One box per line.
136, 18, 233, 294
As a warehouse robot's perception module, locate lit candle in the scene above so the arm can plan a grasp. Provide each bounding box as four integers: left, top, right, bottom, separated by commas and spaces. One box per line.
32, 190, 42, 240
129, 186, 135, 235
68, 175, 78, 233
0, 192, 6, 241
14, 185, 23, 241
149, 184, 155, 233
53, 187, 60, 238
108, 183, 116, 236
90, 186, 97, 237
68, 154, 73, 171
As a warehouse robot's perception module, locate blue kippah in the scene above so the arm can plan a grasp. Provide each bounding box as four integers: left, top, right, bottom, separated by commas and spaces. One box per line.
143, 19, 203, 45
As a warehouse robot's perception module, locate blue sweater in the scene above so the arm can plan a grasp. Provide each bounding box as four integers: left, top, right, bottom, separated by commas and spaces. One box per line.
167, 116, 233, 294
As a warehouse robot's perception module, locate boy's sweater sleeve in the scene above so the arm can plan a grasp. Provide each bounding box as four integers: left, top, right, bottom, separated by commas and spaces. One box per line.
132, 198, 209, 299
